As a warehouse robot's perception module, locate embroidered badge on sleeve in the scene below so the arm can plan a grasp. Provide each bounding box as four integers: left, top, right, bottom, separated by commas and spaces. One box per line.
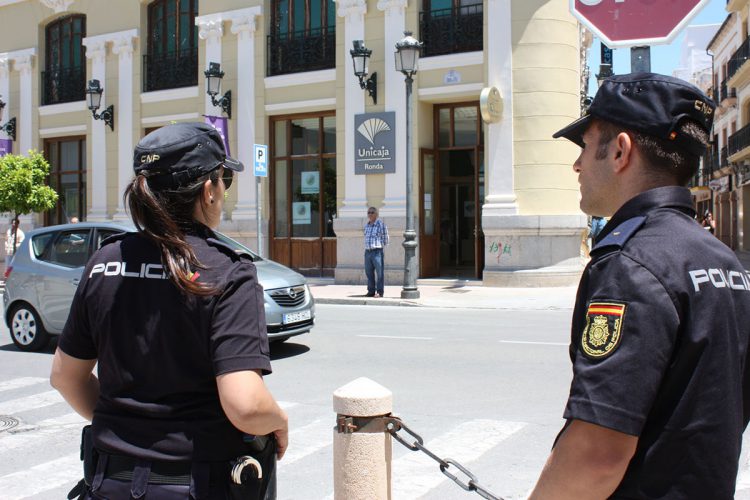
581, 302, 626, 359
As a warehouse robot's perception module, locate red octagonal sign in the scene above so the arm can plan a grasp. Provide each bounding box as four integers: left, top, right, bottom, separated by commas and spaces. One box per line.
570, 0, 710, 48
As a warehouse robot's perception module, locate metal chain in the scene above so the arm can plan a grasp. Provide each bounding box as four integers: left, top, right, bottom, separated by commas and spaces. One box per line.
386, 417, 505, 500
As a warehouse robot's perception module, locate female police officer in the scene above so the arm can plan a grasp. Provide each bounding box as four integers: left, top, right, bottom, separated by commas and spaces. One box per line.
50, 122, 288, 498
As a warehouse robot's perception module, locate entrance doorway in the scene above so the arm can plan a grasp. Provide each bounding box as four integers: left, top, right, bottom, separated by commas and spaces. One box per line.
420, 103, 484, 279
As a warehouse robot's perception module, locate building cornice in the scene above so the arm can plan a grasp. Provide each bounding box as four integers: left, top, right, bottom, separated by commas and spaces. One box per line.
264, 69, 336, 88
38, 100, 86, 116
419, 51, 483, 71
140, 86, 199, 103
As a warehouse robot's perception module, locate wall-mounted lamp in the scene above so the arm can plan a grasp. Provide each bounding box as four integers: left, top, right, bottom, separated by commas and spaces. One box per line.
204, 62, 232, 119
0, 97, 17, 142
86, 79, 114, 131
350, 40, 377, 104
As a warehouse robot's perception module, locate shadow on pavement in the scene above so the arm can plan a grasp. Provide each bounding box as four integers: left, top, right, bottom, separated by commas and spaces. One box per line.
270, 341, 310, 360
0, 337, 58, 355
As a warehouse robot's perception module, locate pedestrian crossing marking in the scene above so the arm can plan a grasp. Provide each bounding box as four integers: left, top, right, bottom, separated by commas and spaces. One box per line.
279, 418, 332, 466
0, 390, 64, 415
391, 419, 526, 499
0, 377, 48, 394
737, 454, 750, 490
0, 452, 81, 500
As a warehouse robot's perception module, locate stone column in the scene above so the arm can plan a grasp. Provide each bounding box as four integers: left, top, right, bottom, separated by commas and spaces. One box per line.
111, 31, 138, 221
229, 8, 261, 222
333, 0, 370, 285
82, 39, 108, 221
481, 0, 586, 286
196, 16, 224, 117
377, 0, 408, 219
13, 53, 34, 157
0, 56, 10, 144
483, 0, 517, 216
337, 0, 368, 218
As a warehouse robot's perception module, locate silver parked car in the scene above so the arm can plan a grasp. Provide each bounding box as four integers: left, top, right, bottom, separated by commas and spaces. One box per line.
3, 222, 314, 351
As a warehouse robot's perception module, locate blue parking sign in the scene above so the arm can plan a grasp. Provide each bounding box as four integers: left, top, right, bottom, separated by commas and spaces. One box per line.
254, 144, 268, 177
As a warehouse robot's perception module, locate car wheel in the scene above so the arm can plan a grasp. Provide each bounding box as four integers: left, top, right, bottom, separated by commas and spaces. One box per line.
9, 303, 49, 352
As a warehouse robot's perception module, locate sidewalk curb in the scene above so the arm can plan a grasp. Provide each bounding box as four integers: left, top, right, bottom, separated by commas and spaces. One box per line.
315, 297, 421, 307
313, 297, 575, 310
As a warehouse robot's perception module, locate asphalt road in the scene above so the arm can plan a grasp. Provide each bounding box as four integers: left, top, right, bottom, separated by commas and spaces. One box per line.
1, 304, 750, 499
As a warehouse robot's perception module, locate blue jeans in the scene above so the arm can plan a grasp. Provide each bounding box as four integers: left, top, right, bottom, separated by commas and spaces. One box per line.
364, 248, 384, 295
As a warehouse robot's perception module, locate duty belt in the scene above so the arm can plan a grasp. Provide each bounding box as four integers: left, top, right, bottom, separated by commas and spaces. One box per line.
103, 454, 225, 485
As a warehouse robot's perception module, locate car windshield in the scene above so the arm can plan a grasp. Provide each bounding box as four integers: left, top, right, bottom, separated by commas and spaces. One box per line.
213, 232, 263, 262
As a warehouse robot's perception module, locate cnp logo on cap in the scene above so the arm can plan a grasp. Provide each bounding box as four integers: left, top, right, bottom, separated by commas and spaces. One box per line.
140, 154, 160, 164
553, 72, 715, 156
133, 122, 244, 188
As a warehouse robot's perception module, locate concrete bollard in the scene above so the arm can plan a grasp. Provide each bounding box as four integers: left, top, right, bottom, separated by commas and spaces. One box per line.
333, 377, 393, 500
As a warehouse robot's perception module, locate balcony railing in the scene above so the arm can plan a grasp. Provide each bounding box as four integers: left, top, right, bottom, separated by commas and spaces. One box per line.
41, 66, 85, 106
728, 37, 750, 81
419, 3, 483, 58
703, 148, 719, 176
729, 122, 750, 157
142, 47, 198, 92
267, 27, 335, 77
720, 78, 737, 101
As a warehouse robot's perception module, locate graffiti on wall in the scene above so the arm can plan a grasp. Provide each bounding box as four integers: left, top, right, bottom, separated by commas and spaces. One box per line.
488, 241, 512, 263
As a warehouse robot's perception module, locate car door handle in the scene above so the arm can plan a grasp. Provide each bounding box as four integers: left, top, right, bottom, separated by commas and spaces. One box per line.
70, 278, 80, 287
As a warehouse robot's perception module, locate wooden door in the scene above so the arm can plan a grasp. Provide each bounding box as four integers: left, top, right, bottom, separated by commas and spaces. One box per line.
420, 148, 439, 277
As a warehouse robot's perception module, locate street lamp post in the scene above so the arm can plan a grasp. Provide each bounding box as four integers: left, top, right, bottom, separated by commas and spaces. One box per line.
395, 32, 423, 299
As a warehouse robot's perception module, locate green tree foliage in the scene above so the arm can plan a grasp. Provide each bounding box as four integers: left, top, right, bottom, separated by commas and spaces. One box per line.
0, 151, 58, 254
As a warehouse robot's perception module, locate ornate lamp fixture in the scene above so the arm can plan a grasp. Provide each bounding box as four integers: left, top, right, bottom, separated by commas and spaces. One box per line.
0, 96, 17, 142
350, 40, 377, 104
204, 62, 232, 119
86, 79, 114, 131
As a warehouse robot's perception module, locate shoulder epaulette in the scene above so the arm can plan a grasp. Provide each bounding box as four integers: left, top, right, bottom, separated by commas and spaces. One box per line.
99, 231, 129, 247
592, 216, 647, 252
205, 237, 253, 261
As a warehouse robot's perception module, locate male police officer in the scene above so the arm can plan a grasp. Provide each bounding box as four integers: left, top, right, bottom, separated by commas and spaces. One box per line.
529, 73, 750, 499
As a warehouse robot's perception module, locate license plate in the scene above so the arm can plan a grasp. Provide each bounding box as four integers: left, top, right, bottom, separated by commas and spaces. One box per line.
283, 309, 311, 324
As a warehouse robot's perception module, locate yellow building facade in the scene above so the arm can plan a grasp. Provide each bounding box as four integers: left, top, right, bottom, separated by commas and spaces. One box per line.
0, 0, 586, 285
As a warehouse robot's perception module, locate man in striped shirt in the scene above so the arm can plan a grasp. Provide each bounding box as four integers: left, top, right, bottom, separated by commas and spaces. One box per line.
364, 206, 389, 297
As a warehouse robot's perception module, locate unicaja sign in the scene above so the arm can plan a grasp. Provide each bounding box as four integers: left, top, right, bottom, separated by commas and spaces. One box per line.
354, 112, 396, 175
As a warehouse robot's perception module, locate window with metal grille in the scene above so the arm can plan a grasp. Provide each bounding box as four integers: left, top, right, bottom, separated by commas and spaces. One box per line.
419, 0, 482, 58
268, 0, 336, 76
144, 0, 199, 92
43, 14, 86, 106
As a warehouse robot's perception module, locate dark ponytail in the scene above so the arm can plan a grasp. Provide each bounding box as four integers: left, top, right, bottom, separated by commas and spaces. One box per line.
123, 169, 221, 296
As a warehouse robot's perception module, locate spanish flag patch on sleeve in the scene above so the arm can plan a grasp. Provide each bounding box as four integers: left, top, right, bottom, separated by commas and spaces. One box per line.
581, 302, 626, 359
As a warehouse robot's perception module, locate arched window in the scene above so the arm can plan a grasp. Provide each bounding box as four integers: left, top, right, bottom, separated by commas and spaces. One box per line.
144, 0, 198, 92
268, 0, 335, 76
43, 14, 86, 105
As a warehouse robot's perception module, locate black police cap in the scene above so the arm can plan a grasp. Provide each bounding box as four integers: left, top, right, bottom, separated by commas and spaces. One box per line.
133, 122, 244, 189
553, 72, 715, 156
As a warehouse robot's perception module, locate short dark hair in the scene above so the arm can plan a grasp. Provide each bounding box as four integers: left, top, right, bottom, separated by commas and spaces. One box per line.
594, 119, 708, 185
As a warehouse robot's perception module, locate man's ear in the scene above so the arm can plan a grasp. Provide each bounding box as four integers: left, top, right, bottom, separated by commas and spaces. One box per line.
612, 131, 633, 173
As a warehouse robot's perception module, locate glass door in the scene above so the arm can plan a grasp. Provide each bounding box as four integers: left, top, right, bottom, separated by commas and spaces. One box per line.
420, 149, 439, 277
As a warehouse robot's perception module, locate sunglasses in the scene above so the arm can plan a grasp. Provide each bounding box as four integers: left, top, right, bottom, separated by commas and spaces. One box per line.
221, 167, 234, 189
368, 211, 376, 214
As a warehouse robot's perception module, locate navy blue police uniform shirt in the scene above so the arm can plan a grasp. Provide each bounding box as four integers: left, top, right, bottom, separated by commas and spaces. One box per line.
58, 225, 271, 462
564, 186, 750, 499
